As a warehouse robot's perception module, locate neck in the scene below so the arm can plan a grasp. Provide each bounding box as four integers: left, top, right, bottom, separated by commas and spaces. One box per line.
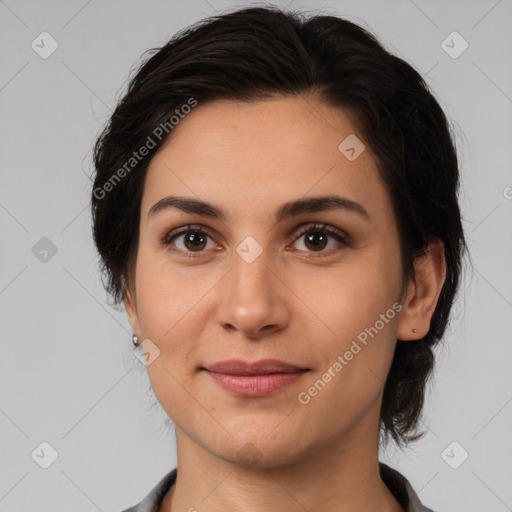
160, 424, 403, 512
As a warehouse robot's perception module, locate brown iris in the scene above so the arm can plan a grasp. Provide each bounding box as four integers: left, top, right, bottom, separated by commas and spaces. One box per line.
184, 230, 208, 252
304, 230, 328, 251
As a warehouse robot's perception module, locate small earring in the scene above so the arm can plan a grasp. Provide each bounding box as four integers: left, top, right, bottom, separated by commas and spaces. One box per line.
412, 328, 418, 333
132, 334, 141, 346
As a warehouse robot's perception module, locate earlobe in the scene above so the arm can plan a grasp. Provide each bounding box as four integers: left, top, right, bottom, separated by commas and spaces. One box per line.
397, 239, 446, 341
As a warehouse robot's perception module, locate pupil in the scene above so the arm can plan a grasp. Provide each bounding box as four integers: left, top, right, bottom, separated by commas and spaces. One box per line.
306, 231, 327, 251
185, 231, 206, 251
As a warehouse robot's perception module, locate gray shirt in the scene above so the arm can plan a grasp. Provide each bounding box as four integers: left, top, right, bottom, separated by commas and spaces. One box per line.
121, 462, 434, 512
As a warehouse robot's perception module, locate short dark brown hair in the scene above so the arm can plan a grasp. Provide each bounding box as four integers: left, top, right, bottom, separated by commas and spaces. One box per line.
91, 5, 467, 448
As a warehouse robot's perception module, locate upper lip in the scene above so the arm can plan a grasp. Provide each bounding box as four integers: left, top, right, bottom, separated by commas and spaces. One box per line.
204, 358, 308, 375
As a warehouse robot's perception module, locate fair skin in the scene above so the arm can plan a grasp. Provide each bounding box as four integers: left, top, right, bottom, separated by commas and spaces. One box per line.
124, 95, 446, 512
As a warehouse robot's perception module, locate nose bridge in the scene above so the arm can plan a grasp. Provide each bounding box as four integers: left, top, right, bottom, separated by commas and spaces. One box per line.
230, 238, 274, 303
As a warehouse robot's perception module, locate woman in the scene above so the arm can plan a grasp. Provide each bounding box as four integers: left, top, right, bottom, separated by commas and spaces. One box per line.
91, 6, 466, 511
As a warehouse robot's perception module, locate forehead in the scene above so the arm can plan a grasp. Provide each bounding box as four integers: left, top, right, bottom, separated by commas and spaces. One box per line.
142, 95, 389, 221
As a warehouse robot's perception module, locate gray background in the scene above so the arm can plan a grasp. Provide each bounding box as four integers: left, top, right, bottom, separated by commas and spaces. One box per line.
1, 0, 511, 510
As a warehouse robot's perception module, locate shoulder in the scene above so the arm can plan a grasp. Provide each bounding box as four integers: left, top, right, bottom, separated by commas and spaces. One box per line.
120, 468, 177, 512
379, 462, 436, 512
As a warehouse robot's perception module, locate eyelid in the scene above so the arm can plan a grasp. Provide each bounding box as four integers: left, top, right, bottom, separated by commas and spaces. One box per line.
291, 222, 350, 245
161, 223, 218, 245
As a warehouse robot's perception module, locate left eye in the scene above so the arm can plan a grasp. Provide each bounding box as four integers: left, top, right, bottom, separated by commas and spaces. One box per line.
290, 223, 349, 256
162, 223, 349, 258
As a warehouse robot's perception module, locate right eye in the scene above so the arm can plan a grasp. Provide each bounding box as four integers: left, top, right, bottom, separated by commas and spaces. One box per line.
161, 224, 220, 258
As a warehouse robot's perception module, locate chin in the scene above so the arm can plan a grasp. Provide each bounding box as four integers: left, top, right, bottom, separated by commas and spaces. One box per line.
208, 422, 312, 470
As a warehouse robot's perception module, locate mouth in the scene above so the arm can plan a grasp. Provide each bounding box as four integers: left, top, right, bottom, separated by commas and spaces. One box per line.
202, 358, 310, 398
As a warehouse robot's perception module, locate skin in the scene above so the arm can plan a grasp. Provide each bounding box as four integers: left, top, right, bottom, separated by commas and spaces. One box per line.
124, 94, 446, 512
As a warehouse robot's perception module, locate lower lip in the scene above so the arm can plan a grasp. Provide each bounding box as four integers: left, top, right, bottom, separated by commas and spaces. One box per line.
205, 371, 307, 397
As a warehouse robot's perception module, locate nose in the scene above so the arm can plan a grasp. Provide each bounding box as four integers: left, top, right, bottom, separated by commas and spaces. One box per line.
215, 250, 290, 340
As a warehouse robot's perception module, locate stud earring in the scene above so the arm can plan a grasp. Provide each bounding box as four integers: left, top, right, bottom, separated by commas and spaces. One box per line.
412, 328, 418, 334
132, 334, 141, 346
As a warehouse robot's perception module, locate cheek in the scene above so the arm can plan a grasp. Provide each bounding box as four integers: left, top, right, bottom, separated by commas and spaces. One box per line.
297, 254, 401, 340
133, 252, 206, 418
132, 254, 205, 406
134, 247, 211, 340
295, 283, 400, 436
295, 252, 401, 396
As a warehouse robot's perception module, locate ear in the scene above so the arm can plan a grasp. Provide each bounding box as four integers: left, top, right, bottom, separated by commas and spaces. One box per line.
123, 279, 142, 335
397, 239, 446, 341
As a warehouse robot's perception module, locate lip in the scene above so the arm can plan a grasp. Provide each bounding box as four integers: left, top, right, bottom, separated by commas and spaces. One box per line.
205, 358, 308, 375
203, 359, 309, 398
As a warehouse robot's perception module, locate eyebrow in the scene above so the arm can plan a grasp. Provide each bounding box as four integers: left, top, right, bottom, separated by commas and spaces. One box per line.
147, 195, 370, 222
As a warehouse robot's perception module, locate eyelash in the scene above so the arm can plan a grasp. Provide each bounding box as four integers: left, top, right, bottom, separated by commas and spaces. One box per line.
161, 223, 350, 260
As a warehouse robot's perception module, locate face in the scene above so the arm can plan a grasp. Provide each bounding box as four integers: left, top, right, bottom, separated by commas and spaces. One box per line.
125, 95, 409, 467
